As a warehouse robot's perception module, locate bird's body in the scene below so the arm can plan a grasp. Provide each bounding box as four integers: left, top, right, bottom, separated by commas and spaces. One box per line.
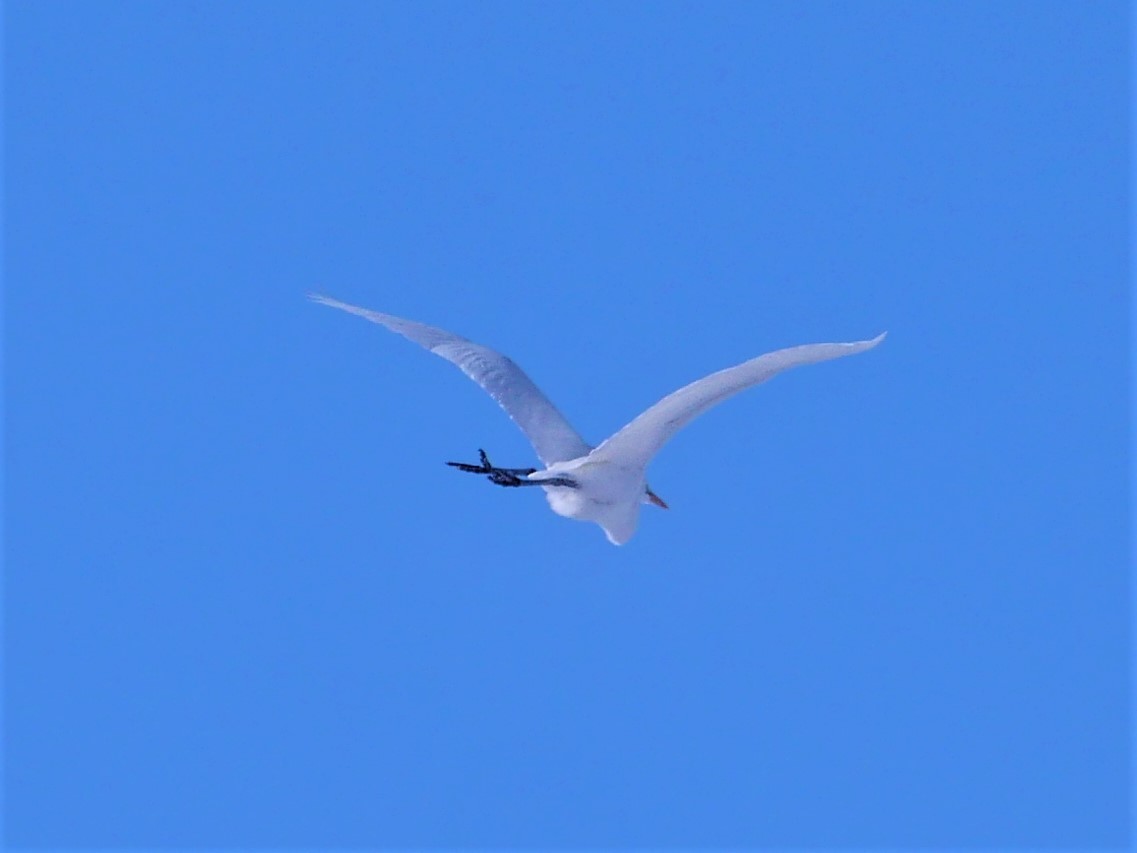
532, 456, 649, 545
312, 294, 884, 545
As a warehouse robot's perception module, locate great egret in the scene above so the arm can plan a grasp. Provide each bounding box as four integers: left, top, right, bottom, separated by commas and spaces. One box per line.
312, 294, 884, 545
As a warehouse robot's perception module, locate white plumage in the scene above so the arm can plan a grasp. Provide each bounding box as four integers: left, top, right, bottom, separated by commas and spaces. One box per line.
312, 294, 884, 545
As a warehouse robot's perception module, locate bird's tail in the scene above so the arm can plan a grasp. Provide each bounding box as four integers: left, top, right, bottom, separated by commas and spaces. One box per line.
601, 503, 641, 546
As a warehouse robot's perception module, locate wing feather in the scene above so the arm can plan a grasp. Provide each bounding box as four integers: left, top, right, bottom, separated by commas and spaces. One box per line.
311, 295, 591, 465
590, 334, 886, 469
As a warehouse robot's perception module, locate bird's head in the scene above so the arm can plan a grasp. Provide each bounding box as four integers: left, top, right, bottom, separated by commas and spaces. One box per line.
644, 485, 669, 510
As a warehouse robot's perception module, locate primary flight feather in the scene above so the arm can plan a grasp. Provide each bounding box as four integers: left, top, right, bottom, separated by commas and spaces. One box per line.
311, 294, 884, 545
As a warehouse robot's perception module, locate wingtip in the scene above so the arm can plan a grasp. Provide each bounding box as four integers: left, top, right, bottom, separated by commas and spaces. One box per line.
309, 293, 358, 313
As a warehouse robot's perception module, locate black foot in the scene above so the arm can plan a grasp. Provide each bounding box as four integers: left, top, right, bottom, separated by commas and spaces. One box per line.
446, 449, 537, 487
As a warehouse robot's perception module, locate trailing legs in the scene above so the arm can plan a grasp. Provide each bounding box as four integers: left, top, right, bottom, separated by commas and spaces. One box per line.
446, 449, 577, 488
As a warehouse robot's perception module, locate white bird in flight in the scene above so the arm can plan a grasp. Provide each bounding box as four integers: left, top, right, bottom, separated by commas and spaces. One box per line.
312, 294, 884, 545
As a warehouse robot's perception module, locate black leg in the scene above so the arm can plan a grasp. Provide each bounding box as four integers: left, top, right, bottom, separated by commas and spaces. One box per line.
504, 475, 578, 488
445, 449, 574, 489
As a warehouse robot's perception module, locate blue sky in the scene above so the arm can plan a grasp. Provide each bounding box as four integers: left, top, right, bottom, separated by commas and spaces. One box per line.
4, 1, 1129, 849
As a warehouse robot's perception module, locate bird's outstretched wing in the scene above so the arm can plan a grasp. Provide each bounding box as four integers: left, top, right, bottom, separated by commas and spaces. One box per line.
310, 295, 592, 465
589, 334, 886, 469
